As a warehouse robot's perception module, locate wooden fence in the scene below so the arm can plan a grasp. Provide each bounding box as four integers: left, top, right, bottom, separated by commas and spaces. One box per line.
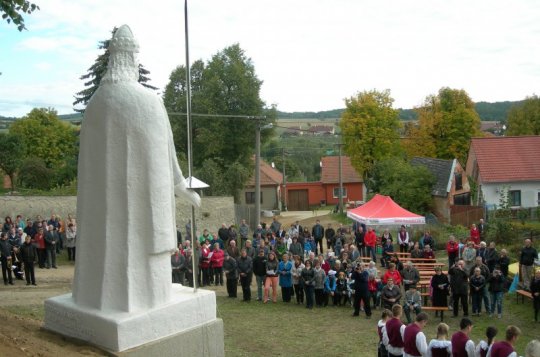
450, 205, 485, 227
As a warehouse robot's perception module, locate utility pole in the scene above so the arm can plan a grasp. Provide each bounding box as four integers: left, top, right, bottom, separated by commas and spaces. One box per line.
254, 119, 271, 229
336, 143, 344, 214
282, 148, 287, 211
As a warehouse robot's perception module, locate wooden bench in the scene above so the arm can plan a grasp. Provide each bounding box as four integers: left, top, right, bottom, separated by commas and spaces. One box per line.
422, 306, 450, 322
516, 289, 533, 304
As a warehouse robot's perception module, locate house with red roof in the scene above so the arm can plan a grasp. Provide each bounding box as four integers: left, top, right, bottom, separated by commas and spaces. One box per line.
466, 136, 540, 208
285, 156, 363, 210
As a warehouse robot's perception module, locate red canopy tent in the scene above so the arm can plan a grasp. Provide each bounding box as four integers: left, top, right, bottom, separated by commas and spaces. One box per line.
346, 194, 425, 225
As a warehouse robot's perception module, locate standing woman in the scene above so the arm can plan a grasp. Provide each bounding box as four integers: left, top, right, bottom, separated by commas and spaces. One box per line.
291, 255, 304, 304
427, 322, 452, 357
33, 227, 46, 269
210, 243, 225, 286
431, 266, 449, 317
398, 225, 409, 253
313, 260, 326, 307
65, 222, 77, 261
301, 259, 315, 309
263, 252, 279, 303
278, 253, 293, 302
200, 242, 211, 286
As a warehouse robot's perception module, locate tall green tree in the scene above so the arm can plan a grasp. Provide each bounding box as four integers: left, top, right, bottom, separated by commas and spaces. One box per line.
507, 95, 540, 135
371, 158, 435, 215
9, 108, 78, 171
163, 44, 275, 199
1, 0, 38, 31
0, 132, 25, 191
73, 27, 157, 112
339, 89, 402, 188
403, 87, 482, 163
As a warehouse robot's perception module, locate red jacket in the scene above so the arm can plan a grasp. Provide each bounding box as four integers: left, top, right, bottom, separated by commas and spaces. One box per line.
470, 227, 480, 244
365, 230, 377, 248
33, 233, 45, 249
383, 269, 402, 286
200, 247, 211, 268
210, 249, 225, 268
446, 241, 459, 255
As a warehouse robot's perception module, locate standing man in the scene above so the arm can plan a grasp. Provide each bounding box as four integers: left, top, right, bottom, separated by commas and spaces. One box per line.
351, 263, 371, 318
44, 225, 58, 269
252, 249, 267, 301
383, 304, 405, 357
237, 249, 253, 302
451, 318, 475, 357
239, 219, 249, 249
325, 223, 336, 252
520, 239, 538, 291
270, 216, 281, 236
355, 225, 366, 257
222, 252, 238, 298
403, 313, 429, 357
478, 218, 487, 242
0, 233, 14, 285
312, 219, 325, 255
365, 227, 377, 263
20, 235, 38, 286
449, 259, 469, 317
487, 325, 521, 357
398, 225, 410, 253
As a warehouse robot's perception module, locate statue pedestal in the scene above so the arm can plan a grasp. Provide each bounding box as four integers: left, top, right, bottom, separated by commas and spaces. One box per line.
43, 285, 224, 355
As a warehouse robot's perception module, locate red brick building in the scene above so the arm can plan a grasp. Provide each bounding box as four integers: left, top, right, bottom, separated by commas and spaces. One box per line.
285, 156, 363, 210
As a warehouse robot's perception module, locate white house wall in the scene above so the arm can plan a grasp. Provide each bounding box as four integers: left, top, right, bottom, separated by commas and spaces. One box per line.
482, 181, 540, 208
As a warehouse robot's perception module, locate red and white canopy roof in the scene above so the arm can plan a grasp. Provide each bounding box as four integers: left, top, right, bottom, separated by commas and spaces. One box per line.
347, 194, 425, 225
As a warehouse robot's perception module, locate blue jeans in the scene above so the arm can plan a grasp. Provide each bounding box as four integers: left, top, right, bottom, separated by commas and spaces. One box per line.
490, 292, 503, 314
366, 246, 376, 263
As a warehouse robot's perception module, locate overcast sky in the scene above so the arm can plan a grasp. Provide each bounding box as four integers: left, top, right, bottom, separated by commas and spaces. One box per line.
1, 0, 539, 117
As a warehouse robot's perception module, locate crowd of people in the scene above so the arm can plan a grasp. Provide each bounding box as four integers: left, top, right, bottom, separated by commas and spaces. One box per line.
171, 216, 539, 356
1, 214, 77, 286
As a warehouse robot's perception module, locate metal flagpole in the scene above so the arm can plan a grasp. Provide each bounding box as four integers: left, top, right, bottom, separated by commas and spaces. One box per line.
184, 0, 198, 292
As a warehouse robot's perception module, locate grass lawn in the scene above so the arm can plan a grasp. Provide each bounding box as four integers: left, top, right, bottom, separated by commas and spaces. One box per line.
216, 290, 538, 357
5, 291, 538, 356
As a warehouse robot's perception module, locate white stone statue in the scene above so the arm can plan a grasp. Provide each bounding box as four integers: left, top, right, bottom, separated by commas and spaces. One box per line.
72, 25, 200, 312
44, 26, 222, 354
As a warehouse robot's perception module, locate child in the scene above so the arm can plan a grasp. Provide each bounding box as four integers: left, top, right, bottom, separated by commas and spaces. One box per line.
427, 322, 452, 357
475, 326, 497, 357
335, 271, 349, 306
304, 237, 313, 261
377, 309, 392, 357
368, 273, 380, 309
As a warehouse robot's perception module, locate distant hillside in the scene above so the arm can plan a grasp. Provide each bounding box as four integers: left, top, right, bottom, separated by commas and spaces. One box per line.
0, 100, 522, 123
277, 100, 521, 122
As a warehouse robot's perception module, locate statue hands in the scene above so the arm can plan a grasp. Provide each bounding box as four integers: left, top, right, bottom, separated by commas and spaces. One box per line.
175, 185, 201, 207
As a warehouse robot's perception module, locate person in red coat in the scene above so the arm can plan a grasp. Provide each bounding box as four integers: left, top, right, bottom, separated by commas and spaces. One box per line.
470, 224, 481, 246
200, 242, 211, 286
32, 227, 46, 268
210, 243, 225, 286
365, 227, 377, 263
383, 262, 402, 286
446, 235, 460, 268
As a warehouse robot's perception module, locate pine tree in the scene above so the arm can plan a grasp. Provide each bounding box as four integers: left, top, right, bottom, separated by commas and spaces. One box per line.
73, 27, 157, 113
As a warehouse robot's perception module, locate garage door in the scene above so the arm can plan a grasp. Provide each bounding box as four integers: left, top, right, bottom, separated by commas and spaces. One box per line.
288, 189, 309, 211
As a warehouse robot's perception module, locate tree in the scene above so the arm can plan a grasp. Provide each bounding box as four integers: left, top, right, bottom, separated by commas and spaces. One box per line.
9, 108, 78, 173
402, 87, 482, 163
371, 158, 435, 215
339, 89, 402, 188
73, 27, 157, 112
163, 44, 275, 200
507, 95, 540, 135
0, 132, 25, 191
1, 0, 39, 31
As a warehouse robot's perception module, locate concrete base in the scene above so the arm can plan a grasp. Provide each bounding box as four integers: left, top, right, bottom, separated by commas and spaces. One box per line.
43, 285, 223, 354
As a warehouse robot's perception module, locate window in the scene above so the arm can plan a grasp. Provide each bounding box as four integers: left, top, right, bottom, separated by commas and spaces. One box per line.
453, 192, 470, 206
509, 190, 521, 207
245, 192, 262, 204
454, 173, 463, 190
333, 187, 347, 198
